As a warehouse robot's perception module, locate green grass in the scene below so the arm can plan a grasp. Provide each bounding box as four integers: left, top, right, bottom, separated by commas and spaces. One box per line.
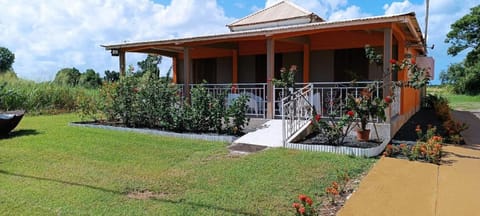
428, 86, 480, 111
0, 114, 375, 215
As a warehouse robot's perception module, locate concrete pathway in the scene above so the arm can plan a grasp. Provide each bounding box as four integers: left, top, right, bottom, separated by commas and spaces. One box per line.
338, 110, 480, 216
233, 120, 283, 147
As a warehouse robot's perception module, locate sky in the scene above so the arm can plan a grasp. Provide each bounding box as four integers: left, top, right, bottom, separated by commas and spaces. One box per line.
0, 0, 478, 84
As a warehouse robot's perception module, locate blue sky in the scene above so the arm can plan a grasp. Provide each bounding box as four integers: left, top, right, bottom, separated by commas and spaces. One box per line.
0, 0, 478, 84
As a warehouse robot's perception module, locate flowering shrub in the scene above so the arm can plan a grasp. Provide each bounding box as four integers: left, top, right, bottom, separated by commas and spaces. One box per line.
292, 194, 315, 216
346, 84, 393, 131
390, 57, 430, 89
325, 182, 340, 204
364, 45, 430, 89
272, 65, 297, 89
383, 126, 443, 164
311, 108, 355, 146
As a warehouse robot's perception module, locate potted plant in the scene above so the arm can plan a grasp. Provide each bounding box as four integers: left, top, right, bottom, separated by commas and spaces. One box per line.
346, 84, 393, 141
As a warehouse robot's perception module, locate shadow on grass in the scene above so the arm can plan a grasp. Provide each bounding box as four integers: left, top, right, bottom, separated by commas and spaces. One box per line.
0, 129, 40, 139
0, 169, 259, 216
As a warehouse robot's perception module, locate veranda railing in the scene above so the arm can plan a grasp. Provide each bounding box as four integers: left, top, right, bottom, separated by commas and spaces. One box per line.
178, 83, 268, 118
274, 81, 382, 119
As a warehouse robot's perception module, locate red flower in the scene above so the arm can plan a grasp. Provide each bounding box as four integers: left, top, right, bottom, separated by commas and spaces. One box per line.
298, 194, 307, 202
305, 197, 313, 206
390, 59, 397, 64
384, 96, 392, 103
411, 58, 416, 64
299, 207, 306, 214
292, 202, 301, 209
347, 110, 354, 117
315, 114, 321, 121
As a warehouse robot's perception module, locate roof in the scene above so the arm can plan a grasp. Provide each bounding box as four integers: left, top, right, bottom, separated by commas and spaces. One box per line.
227, 1, 323, 32
102, 12, 424, 54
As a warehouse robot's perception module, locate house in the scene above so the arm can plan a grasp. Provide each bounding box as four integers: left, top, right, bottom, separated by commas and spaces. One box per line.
102, 1, 433, 138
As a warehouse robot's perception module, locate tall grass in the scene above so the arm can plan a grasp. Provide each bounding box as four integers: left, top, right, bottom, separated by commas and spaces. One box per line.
427, 85, 480, 111
0, 72, 97, 114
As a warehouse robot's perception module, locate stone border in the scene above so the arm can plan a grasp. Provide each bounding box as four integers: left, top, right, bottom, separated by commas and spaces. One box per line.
285, 138, 390, 157
70, 123, 236, 143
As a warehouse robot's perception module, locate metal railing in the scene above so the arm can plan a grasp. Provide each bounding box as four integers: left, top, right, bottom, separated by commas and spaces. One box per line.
274, 81, 382, 119
178, 83, 267, 118
281, 84, 314, 146
176, 81, 397, 120
391, 86, 401, 117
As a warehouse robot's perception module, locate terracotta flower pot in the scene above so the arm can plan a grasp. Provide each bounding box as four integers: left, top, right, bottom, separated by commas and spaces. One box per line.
356, 129, 370, 141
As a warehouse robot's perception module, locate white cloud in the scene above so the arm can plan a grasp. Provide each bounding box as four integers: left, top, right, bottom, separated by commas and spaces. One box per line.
0, 0, 234, 81
328, 5, 371, 21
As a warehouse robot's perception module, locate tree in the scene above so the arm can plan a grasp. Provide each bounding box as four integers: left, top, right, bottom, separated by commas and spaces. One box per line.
137, 54, 162, 78
104, 70, 120, 83
79, 69, 102, 88
442, 5, 480, 95
0, 47, 15, 72
445, 5, 480, 67
53, 67, 81, 86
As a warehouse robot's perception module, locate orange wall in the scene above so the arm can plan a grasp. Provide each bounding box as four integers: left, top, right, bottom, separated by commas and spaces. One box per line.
310, 31, 384, 50
400, 48, 421, 115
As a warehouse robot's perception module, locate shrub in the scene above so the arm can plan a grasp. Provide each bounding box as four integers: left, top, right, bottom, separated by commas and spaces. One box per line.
96, 76, 250, 135
384, 126, 443, 164
311, 109, 355, 145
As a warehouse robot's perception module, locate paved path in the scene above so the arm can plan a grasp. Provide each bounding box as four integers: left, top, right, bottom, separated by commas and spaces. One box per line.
233, 120, 283, 147
339, 110, 480, 216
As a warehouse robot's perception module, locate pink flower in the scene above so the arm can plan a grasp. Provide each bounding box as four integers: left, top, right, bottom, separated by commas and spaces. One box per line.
299, 207, 305, 214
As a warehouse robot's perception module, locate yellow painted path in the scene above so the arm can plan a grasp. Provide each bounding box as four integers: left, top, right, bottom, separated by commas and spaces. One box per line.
339, 110, 480, 216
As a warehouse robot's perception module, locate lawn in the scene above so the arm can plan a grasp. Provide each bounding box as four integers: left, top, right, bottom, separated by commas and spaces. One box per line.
0, 114, 375, 215
428, 86, 480, 111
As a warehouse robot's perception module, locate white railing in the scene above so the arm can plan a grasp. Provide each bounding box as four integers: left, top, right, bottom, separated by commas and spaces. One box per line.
178, 83, 267, 118
275, 81, 381, 119
281, 84, 314, 146
391, 86, 401, 117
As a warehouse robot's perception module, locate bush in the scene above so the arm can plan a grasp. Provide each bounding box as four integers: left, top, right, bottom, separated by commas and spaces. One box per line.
96, 76, 250, 135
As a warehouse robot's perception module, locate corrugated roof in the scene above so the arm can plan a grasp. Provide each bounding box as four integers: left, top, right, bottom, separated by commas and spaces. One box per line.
227, 1, 322, 30
103, 12, 422, 51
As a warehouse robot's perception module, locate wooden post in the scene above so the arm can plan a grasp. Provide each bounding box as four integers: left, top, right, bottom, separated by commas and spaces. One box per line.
266, 38, 275, 119
303, 44, 310, 83
383, 27, 392, 123
119, 50, 126, 77
398, 39, 405, 115
232, 50, 239, 93
172, 56, 178, 83
183, 47, 192, 102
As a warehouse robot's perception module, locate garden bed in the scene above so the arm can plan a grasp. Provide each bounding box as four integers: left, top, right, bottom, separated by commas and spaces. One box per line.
297, 133, 382, 148
70, 121, 237, 143
393, 108, 448, 142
